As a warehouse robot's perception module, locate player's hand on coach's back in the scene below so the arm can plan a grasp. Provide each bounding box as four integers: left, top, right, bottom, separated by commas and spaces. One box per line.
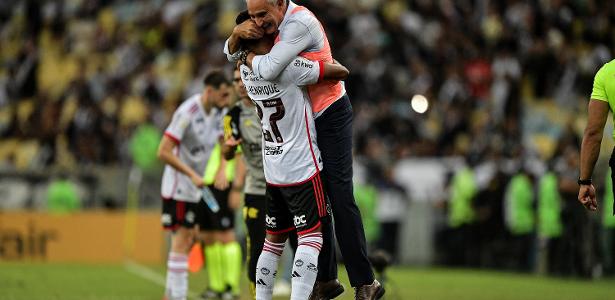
578, 184, 598, 211
234, 20, 264, 40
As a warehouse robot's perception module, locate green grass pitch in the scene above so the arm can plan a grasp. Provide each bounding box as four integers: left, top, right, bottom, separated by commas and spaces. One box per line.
1, 262, 614, 300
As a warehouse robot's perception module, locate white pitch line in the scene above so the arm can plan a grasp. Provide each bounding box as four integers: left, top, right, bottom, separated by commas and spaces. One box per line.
124, 260, 198, 299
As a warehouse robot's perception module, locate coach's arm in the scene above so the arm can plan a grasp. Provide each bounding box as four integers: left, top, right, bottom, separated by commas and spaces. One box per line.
247, 21, 314, 80
157, 135, 204, 188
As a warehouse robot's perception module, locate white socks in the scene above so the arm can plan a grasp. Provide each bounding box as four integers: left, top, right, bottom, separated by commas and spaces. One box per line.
291, 232, 323, 300
165, 252, 188, 300
256, 239, 285, 300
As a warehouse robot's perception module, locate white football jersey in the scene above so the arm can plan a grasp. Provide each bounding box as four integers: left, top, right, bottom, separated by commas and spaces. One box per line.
240, 57, 324, 185
161, 94, 228, 202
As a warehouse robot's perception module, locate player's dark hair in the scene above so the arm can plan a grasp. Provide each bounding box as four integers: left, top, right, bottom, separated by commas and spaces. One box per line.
203, 70, 229, 88
235, 10, 250, 25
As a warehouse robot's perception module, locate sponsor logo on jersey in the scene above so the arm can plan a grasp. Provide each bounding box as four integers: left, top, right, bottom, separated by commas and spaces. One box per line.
265, 145, 283, 156
265, 215, 277, 226
293, 215, 307, 227
294, 59, 313, 68
190, 145, 205, 155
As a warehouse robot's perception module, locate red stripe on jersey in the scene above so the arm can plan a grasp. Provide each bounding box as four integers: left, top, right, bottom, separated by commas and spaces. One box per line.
266, 227, 296, 235
176, 201, 185, 222
318, 61, 324, 82
164, 132, 181, 144
316, 174, 327, 217
312, 177, 324, 217
297, 221, 321, 235
312, 174, 325, 217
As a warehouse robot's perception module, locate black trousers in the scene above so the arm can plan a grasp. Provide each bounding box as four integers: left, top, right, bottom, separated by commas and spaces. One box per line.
315, 95, 375, 287
244, 194, 266, 284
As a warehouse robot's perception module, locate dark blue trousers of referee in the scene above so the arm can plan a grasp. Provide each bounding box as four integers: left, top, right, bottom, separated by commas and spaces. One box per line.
315, 94, 375, 287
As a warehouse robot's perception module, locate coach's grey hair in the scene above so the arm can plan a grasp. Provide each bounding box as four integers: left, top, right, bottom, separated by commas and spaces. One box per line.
246, 0, 279, 5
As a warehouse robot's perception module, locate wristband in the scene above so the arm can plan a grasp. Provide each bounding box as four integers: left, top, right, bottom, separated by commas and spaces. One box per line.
578, 178, 592, 185
239, 51, 248, 65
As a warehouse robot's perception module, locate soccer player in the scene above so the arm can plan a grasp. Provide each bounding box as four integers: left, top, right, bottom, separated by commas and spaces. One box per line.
158, 71, 230, 300
238, 33, 348, 300
579, 59, 615, 212
221, 65, 269, 297
225, 1, 384, 298
224, 12, 342, 299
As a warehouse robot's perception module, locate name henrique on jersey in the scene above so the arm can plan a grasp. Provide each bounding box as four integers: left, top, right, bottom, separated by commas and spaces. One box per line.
240, 57, 324, 186
161, 94, 228, 202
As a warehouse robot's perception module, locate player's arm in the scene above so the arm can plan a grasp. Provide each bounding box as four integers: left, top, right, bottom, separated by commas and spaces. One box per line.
232, 154, 247, 192
228, 153, 247, 210
247, 20, 313, 80
225, 20, 264, 61
157, 135, 204, 188
322, 61, 349, 81
214, 138, 230, 190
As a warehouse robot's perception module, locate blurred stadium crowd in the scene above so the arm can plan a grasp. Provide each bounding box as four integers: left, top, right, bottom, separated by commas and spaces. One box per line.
1, 0, 615, 278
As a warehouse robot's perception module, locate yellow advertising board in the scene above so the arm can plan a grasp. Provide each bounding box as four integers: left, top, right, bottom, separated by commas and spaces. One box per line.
0, 211, 164, 263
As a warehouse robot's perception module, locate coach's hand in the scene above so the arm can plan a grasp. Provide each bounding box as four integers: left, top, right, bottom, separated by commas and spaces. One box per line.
234, 20, 263, 40
578, 184, 597, 211
191, 174, 205, 189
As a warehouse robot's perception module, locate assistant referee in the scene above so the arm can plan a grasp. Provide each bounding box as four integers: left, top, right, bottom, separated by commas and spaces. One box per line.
578, 59, 615, 212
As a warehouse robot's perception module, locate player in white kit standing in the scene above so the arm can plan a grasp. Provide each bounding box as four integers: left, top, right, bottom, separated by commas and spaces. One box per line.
238, 34, 349, 300
158, 71, 230, 300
